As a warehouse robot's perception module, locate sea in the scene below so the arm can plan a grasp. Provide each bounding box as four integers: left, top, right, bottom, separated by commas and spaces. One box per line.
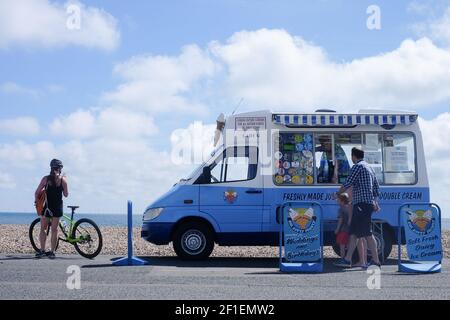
0, 212, 143, 227
1, 211, 450, 229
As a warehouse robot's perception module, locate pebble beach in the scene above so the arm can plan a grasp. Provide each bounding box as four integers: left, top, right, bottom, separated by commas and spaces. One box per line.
1, 224, 449, 259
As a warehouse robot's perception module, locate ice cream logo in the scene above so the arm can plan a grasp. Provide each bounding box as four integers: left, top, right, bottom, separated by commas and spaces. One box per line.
224, 190, 238, 203
406, 209, 434, 235
288, 207, 316, 233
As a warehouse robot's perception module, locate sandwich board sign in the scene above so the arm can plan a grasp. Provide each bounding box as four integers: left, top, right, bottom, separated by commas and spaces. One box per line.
279, 202, 323, 273
398, 203, 442, 273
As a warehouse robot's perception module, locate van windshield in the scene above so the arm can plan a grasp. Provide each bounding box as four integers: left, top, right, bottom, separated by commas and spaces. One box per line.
182, 144, 224, 181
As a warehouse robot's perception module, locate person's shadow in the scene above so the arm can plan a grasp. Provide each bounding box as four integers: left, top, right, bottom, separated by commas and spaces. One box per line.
0, 254, 81, 261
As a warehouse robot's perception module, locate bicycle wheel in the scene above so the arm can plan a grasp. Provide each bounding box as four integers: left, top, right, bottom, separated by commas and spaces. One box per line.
71, 218, 103, 259
29, 217, 59, 253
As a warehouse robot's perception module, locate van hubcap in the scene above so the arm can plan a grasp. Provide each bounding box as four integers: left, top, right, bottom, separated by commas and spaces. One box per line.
181, 230, 206, 254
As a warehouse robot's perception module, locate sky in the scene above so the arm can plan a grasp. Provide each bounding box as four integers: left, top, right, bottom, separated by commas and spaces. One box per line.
0, 0, 450, 217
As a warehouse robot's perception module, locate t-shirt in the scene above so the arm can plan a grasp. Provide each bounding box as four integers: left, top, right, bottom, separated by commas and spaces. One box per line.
337, 206, 350, 233
343, 160, 380, 205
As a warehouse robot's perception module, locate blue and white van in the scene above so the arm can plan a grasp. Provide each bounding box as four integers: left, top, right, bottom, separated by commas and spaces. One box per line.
141, 109, 427, 260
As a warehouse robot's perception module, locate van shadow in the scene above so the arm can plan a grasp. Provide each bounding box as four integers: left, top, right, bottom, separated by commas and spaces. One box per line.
82, 256, 400, 274
83, 256, 280, 269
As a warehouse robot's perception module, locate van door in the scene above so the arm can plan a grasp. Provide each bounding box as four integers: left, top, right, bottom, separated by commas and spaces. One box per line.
198, 146, 263, 233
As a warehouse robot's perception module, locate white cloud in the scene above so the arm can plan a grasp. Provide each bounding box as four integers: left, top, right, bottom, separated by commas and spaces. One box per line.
0, 171, 15, 189
50, 109, 95, 139
0, 0, 120, 51
0, 81, 66, 98
419, 113, 450, 158
419, 113, 450, 218
0, 140, 55, 170
45, 84, 65, 94
0, 137, 188, 213
211, 29, 450, 110
96, 108, 159, 139
103, 45, 217, 114
427, 6, 450, 46
0, 119, 213, 212
0, 117, 40, 136
0, 82, 40, 98
50, 108, 158, 140
407, 1, 435, 16
410, 2, 450, 47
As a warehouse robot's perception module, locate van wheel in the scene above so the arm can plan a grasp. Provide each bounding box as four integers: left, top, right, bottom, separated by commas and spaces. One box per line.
371, 228, 393, 262
331, 228, 393, 263
173, 222, 214, 260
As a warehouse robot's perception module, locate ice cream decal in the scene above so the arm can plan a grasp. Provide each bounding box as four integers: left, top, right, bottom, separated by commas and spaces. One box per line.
224, 190, 237, 203
288, 207, 315, 231
406, 209, 433, 233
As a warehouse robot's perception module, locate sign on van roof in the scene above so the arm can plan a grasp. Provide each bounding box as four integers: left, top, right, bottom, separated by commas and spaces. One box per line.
272, 113, 418, 127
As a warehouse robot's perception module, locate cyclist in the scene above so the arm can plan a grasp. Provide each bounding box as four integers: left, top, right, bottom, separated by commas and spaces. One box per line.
34, 159, 69, 259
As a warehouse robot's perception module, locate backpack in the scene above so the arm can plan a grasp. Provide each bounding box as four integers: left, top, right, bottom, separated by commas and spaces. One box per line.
35, 177, 49, 216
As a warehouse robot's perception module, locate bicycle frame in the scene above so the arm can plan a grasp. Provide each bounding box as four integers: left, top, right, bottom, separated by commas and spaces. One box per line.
46, 212, 88, 245
57, 213, 77, 244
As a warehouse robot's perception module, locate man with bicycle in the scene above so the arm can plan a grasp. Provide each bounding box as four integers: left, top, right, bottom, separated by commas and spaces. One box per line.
34, 159, 69, 259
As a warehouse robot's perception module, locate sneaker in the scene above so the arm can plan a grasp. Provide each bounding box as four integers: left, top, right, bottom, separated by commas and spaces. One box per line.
47, 251, 56, 260
35, 250, 46, 259
334, 258, 352, 268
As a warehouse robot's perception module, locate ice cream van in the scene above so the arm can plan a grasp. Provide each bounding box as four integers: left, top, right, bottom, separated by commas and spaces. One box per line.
141, 109, 428, 260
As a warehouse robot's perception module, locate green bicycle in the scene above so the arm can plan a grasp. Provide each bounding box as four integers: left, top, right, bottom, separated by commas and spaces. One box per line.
29, 206, 103, 259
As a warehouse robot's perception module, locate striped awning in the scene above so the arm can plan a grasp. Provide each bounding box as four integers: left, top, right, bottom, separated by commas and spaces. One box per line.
272, 114, 418, 126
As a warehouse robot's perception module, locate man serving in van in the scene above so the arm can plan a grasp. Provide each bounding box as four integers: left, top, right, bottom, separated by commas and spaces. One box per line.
335, 147, 381, 268
316, 135, 350, 184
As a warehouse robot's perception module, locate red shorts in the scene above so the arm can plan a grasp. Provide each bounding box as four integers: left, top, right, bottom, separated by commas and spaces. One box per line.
336, 232, 349, 245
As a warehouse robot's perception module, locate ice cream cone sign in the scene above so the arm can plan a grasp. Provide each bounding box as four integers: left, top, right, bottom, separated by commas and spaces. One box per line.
289, 207, 315, 230
407, 209, 432, 232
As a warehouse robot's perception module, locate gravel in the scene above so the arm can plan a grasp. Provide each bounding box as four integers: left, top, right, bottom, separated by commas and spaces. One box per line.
1, 224, 449, 259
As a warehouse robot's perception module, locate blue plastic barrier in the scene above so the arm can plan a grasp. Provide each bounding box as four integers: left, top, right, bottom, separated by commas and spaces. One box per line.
113, 201, 147, 266
279, 201, 323, 273
398, 202, 442, 274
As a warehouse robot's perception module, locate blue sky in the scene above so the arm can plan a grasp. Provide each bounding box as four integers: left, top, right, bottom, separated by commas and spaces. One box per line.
1, 0, 450, 216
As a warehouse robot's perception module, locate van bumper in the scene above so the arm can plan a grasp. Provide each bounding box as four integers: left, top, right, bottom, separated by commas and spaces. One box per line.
141, 222, 174, 245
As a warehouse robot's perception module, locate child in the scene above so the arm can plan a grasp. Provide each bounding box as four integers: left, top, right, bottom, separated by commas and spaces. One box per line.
335, 193, 351, 259
335, 189, 368, 267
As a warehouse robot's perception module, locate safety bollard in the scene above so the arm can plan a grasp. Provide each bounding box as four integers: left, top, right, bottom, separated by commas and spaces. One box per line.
112, 201, 147, 266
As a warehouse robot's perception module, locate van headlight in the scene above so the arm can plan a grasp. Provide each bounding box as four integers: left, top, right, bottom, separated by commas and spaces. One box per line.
143, 207, 164, 221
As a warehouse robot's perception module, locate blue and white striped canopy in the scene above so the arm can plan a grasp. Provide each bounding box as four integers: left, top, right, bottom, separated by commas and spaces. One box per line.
272, 113, 418, 126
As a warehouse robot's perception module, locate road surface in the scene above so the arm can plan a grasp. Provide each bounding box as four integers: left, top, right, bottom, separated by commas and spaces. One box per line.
0, 254, 448, 300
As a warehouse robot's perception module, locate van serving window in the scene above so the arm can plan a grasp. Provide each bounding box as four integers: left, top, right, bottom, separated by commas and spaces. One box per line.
273, 132, 417, 186
272, 113, 418, 127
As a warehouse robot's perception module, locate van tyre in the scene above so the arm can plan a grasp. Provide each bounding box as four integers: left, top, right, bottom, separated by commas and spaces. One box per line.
371, 228, 393, 262
331, 227, 393, 263
173, 222, 214, 260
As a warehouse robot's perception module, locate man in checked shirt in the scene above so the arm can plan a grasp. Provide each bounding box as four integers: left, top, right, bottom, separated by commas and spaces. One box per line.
334, 147, 382, 268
